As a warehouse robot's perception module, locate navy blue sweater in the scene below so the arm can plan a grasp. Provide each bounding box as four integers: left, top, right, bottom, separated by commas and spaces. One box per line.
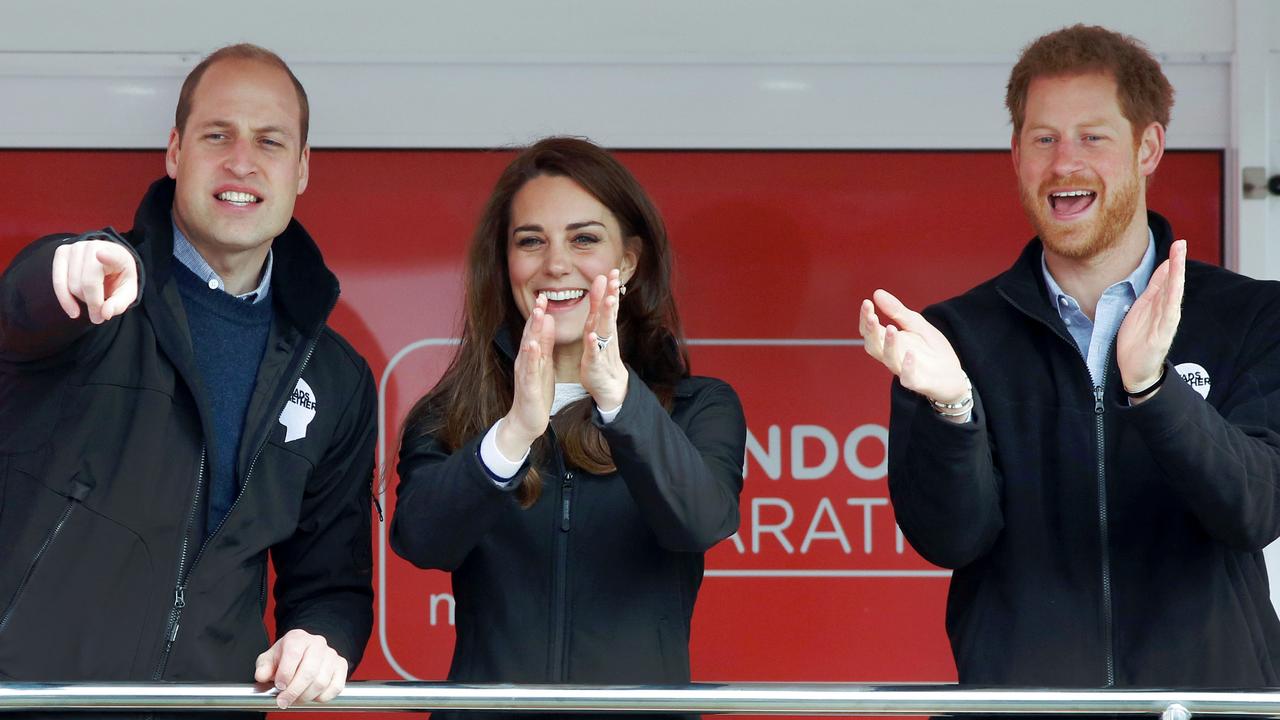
173, 260, 273, 538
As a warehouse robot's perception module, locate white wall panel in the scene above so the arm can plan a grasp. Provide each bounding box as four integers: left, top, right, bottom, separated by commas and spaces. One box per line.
0, 53, 1231, 150
0, 0, 1241, 150
0, 0, 1235, 58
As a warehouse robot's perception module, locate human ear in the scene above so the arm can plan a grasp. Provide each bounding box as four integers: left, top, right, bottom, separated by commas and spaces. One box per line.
1137, 122, 1165, 177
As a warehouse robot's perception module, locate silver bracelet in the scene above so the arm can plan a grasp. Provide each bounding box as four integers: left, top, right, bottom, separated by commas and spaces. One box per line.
929, 380, 973, 416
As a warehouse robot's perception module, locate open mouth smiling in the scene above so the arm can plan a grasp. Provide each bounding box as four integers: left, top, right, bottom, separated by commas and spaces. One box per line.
1048, 189, 1097, 218
537, 288, 587, 308
215, 190, 263, 208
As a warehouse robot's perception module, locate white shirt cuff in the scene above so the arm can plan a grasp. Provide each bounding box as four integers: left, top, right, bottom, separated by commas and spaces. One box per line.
597, 402, 622, 424
480, 418, 529, 486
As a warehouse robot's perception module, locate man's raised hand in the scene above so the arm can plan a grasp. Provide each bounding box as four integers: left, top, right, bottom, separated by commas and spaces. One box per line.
50, 239, 138, 324
860, 289, 969, 405
1116, 239, 1187, 400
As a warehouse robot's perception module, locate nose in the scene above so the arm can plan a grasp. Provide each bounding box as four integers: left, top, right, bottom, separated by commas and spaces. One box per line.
1050, 139, 1085, 178
223, 137, 257, 178
542, 238, 570, 276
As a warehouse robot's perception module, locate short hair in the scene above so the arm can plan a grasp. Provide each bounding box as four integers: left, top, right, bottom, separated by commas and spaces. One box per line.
174, 43, 310, 146
1006, 24, 1174, 139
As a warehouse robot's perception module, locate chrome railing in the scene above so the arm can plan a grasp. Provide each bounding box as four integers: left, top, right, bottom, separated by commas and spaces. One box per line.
4, 683, 1280, 716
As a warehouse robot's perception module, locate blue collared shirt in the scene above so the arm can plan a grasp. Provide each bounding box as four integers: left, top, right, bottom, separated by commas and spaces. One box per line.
1041, 229, 1156, 385
172, 220, 273, 305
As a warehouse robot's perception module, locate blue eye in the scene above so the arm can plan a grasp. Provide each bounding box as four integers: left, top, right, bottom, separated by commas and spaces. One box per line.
573, 233, 601, 245
515, 236, 543, 248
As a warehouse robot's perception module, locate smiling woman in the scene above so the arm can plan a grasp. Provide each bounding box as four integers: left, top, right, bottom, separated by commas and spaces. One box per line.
388, 136, 747, 720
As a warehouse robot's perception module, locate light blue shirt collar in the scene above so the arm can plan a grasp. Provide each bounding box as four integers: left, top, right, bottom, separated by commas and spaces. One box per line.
1041, 229, 1157, 385
171, 220, 273, 305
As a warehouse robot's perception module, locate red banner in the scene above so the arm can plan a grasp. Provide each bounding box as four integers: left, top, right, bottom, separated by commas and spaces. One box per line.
0, 149, 1222, 702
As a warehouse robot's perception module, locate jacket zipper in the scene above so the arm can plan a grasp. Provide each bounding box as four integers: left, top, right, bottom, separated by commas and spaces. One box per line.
1094, 370, 1116, 687
998, 286, 1119, 686
151, 335, 322, 680
0, 498, 77, 635
153, 447, 205, 680
549, 470, 574, 680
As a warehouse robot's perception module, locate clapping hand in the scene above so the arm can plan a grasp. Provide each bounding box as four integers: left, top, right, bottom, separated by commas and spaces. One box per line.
860, 289, 970, 407
581, 269, 628, 412
1116, 239, 1186, 401
496, 293, 556, 458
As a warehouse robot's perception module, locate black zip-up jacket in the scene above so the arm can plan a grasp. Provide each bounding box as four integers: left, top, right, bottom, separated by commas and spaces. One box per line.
391, 337, 745, 720
888, 211, 1280, 687
0, 178, 376, 686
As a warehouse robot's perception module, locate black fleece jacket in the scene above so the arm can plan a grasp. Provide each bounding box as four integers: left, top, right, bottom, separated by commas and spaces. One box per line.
0, 177, 375, 687
889, 211, 1280, 688
392, 334, 745, 720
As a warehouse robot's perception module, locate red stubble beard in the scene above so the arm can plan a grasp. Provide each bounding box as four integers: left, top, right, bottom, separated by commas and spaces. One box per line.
1019, 160, 1141, 262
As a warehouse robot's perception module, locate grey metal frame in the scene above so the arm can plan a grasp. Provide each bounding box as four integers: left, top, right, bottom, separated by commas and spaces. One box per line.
5, 683, 1280, 717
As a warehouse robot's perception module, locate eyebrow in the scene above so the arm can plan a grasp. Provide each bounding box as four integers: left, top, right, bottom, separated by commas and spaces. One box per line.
1026, 119, 1116, 133
511, 220, 606, 234
196, 120, 296, 139
256, 124, 294, 138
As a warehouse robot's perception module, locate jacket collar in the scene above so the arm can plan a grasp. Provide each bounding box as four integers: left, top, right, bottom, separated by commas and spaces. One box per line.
129, 177, 339, 338
994, 210, 1175, 324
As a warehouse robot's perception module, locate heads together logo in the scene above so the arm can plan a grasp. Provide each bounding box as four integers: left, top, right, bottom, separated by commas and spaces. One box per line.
1174, 362, 1211, 400
280, 377, 317, 441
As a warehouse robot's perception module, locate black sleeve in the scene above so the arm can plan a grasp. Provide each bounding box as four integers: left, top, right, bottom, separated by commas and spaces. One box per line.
391, 421, 527, 572
271, 361, 377, 671
1119, 297, 1280, 550
597, 371, 746, 552
0, 230, 143, 365
887, 377, 1004, 569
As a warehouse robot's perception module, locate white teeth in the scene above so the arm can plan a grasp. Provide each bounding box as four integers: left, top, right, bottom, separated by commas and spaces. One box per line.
539, 289, 585, 302
216, 190, 260, 205
1050, 190, 1095, 198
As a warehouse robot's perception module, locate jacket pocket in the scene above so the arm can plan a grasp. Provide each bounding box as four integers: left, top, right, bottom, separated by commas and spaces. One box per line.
0, 492, 78, 635
0, 468, 154, 680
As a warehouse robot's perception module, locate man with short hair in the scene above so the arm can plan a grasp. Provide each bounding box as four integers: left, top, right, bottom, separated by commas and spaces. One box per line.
861, 24, 1280, 686
0, 44, 375, 708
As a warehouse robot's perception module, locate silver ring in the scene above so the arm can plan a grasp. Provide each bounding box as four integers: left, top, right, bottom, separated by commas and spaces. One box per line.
596, 334, 613, 351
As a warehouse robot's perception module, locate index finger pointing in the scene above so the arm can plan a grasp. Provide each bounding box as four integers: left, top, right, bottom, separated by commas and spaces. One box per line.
94, 244, 134, 274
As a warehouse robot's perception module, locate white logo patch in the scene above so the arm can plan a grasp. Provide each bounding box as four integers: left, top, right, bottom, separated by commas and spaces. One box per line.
280, 377, 317, 442
1175, 362, 1211, 400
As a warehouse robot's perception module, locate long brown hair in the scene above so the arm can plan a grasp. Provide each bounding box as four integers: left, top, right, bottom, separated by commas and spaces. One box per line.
401, 137, 689, 507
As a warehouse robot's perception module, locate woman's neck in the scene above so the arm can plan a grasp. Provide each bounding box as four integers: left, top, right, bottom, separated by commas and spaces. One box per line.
552, 341, 582, 383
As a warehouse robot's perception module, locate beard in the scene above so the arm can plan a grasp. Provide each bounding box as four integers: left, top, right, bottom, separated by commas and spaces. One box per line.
1019, 162, 1141, 261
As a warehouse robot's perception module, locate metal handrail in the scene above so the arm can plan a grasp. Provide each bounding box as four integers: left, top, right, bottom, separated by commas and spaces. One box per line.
2, 683, 1279, 716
